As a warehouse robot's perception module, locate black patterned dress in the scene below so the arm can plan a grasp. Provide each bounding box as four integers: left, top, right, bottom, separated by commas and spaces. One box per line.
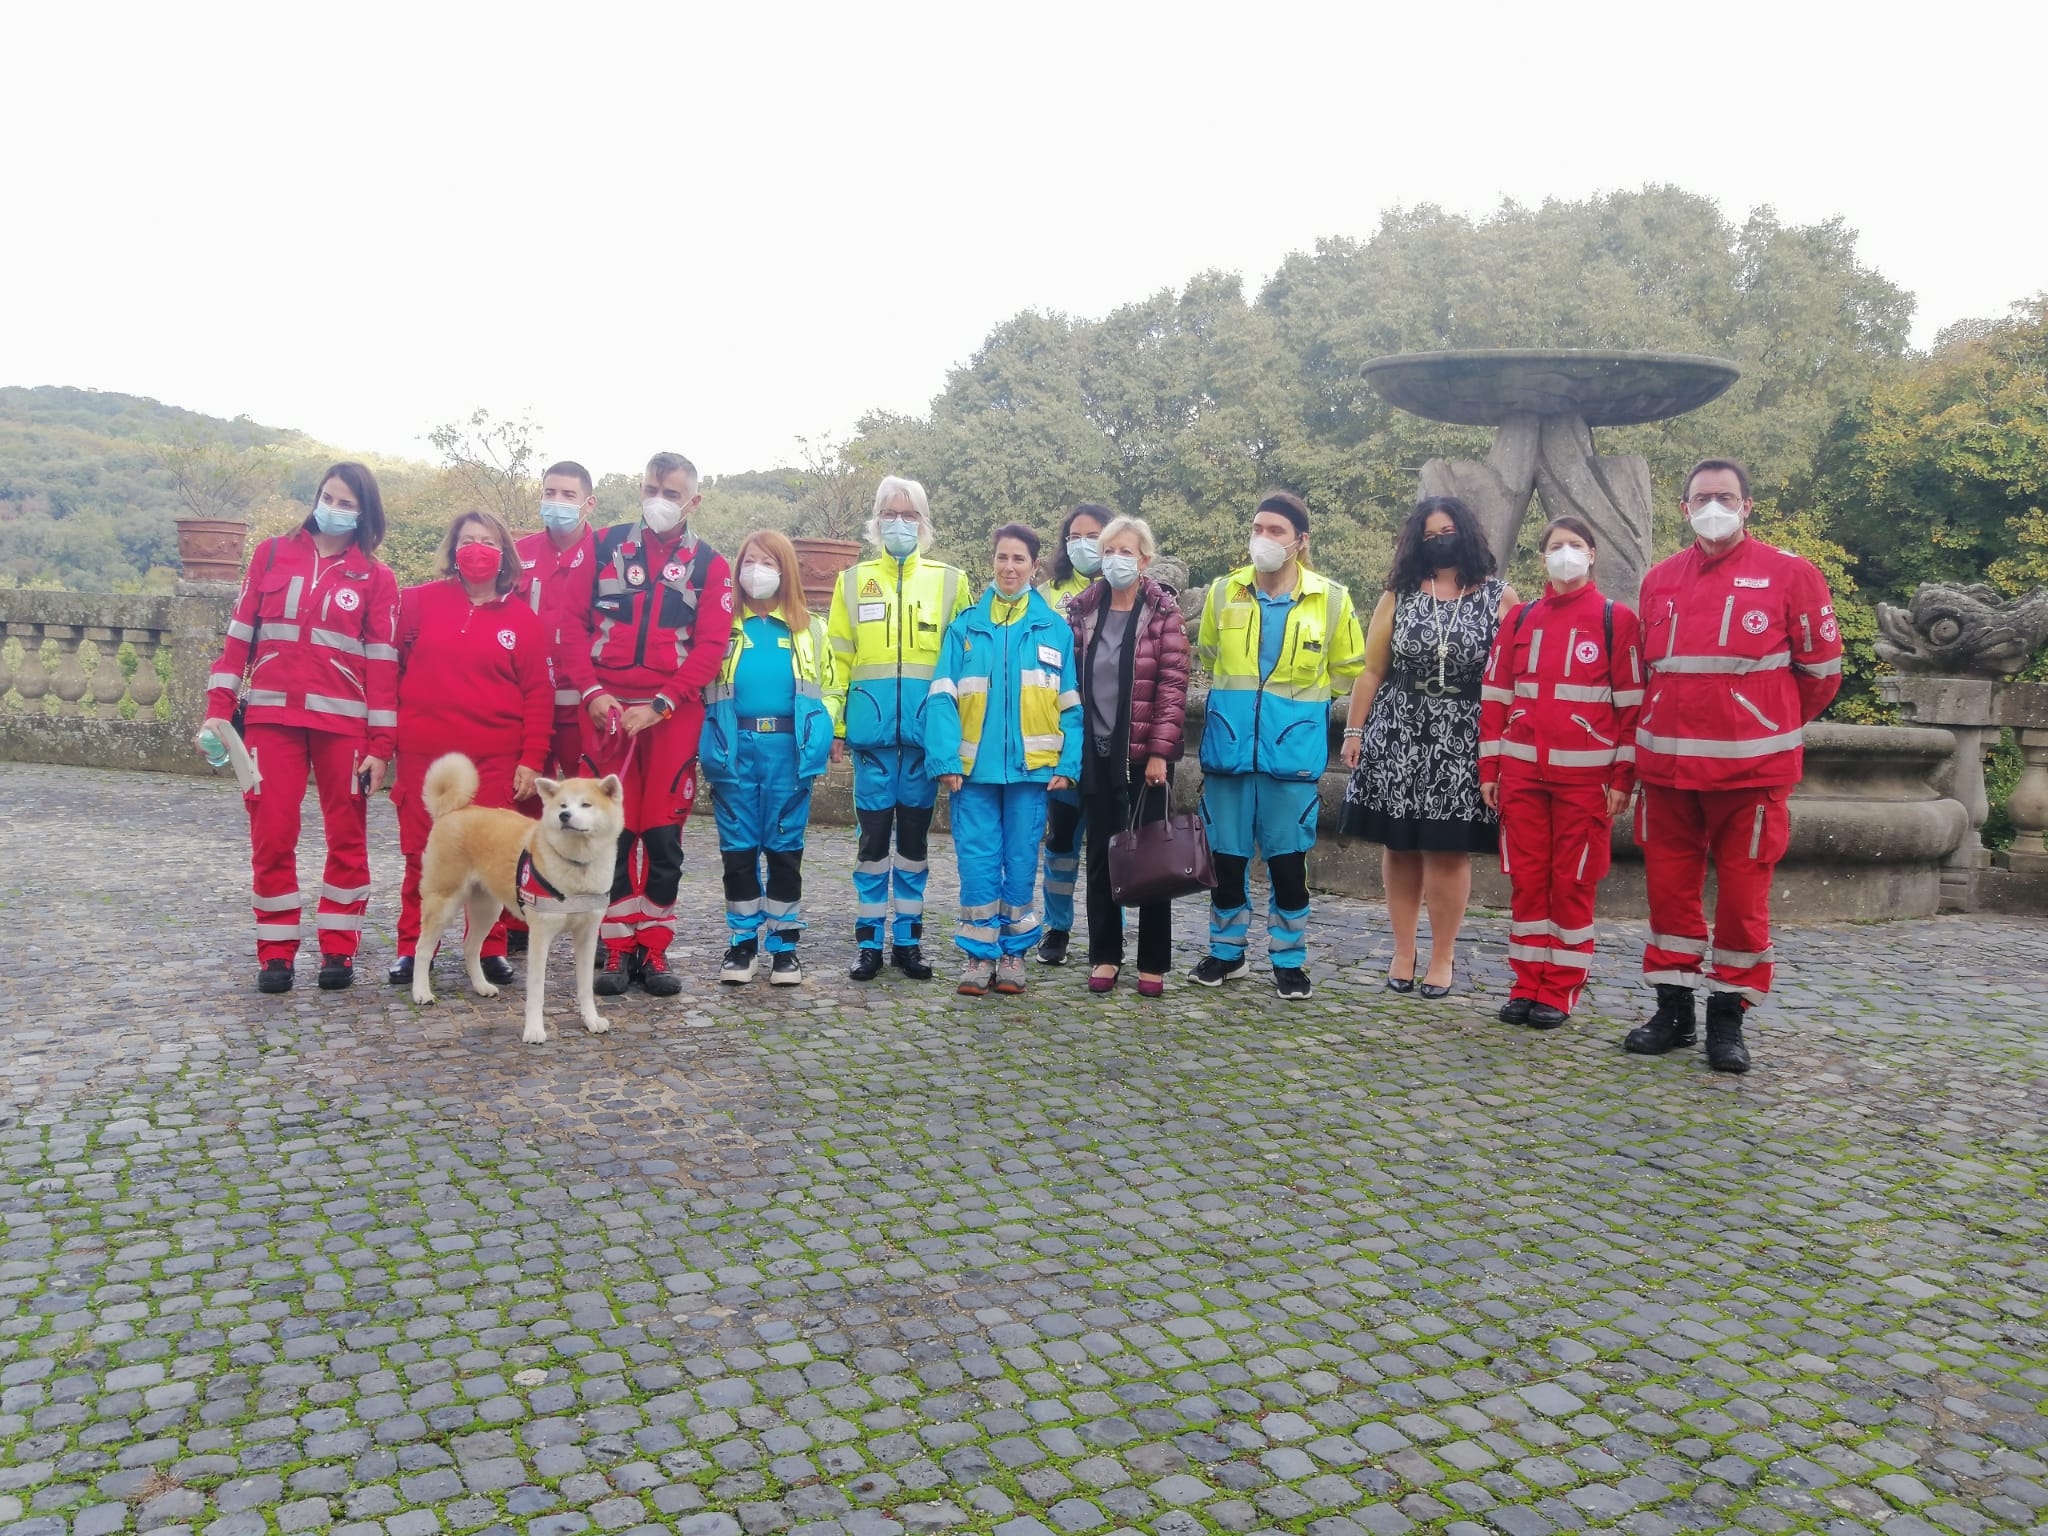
1339, 579, 1504, 853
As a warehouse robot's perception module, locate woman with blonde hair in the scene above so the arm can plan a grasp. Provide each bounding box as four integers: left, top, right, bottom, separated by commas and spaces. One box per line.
388, 508, 554, 987
702, 530, 839, 984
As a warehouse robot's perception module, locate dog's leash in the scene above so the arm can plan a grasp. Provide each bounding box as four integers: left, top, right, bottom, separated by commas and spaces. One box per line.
583, 704, 640, 779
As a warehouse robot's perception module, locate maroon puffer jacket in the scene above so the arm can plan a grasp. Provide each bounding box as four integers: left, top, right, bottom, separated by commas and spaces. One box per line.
1068, 576, 1190, 763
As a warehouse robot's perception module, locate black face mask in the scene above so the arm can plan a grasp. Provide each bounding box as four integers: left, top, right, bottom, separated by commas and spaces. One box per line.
1422, 533, 1460, 566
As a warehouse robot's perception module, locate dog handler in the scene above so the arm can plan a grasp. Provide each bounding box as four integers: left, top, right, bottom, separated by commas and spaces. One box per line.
825, 476, 971, 981
200, 462, 399, 994
702, 531, 838, 986
582, 452, 735, 998
388, 510, 553, 987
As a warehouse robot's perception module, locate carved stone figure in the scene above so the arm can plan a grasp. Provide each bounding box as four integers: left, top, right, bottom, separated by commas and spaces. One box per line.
1874, 583, 2048, 678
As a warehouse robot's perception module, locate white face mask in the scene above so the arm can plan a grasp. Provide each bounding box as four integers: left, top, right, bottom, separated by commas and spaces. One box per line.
1544, 544, 1592, 583
642, 496, 682, 534
1249, 535, 1294, 574
739, 562, 781, 601
1689, 504, 1743, 542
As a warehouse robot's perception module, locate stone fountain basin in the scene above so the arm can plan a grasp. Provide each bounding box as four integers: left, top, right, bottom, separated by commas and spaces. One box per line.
1361, 348, 1741, 427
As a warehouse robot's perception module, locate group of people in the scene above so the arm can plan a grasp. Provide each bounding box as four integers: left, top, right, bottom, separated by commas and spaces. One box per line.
203, 452, 1841, 1072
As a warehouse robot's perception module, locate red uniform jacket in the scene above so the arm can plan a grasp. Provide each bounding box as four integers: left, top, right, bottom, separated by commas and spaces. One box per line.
587, 521, 734, 714
515, 525, 599, 717
1480, 582, 1644, 793
1635, 536, 1842, 790
395, 580, 554, 769
206, 529, 400, 757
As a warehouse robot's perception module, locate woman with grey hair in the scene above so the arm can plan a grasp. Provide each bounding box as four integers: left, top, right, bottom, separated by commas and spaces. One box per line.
823, 477, 973, 980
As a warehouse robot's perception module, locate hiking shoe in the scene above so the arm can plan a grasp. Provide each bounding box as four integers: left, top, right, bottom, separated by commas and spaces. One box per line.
1191, 955, 1248, 987
957, 958, 995, 996
994, 954, 1026, 994
639, 950, 682, 997
317, 953, 354, 991
721, 941, 760, 983
1037, 929, 1070, 966
893, 944, 934, 980
770, 950, 803, 986
1273, 967, 1313, 999
849, 948, 884, 981
593, 947, 637, 997
1624, 984, 1698, 1054
480, 955, 515, 986
258, 959, 293, 994
1705, 992, 1753, 1074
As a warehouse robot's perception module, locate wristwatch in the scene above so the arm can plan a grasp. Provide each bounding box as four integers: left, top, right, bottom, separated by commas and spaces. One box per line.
652, 694, 677, 721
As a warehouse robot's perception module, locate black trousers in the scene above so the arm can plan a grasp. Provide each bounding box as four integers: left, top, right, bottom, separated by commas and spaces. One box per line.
1211, 851, 1310, 913
1083, 759, 1174, 974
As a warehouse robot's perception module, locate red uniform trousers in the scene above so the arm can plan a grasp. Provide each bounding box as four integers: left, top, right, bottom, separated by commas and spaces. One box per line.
1638, 781, 1791, 1003
502, 709, 589, 943
599, 704, 703, 962
242, 722, 372, 964
1498, 776, 1611, 1011
393, 748, 521, 959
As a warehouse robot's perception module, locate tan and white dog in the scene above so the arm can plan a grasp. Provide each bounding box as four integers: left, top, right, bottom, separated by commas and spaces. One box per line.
411, 753, 622, 1044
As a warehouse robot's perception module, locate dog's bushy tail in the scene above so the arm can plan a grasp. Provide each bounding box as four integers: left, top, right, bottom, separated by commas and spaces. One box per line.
422, 753, 479, 821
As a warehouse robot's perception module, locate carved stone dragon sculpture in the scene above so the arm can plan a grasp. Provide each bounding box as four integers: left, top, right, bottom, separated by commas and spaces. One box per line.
1875, 583, 2048, 677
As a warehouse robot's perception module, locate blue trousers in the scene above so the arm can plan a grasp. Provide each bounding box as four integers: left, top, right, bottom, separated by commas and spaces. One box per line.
709, 732, 812, 952
1040, 786, 1085, 934
852, 746, 936, 949
951, 781, 1049, 959
1200, 772, 1319, 969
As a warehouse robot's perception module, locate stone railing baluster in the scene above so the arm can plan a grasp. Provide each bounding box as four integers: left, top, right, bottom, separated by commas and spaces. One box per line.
48, 626, 89, 715
11, 625, 50, 708
86, 627, 129, 718
126, 631, 165, 715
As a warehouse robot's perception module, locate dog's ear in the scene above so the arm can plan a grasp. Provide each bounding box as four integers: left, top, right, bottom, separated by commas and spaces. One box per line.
598, 774, 623, 801
535, 777, 560, 799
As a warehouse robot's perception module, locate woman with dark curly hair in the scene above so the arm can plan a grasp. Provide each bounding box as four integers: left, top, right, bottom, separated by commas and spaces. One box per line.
1339, 497, 1518, 998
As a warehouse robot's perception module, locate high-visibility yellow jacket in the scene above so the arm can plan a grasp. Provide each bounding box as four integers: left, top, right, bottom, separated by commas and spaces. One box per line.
825, 553, 971, 749
1036, 570, 1091, 617
1196, 564, 1367, 781
701, 609, 837, 780
925, 588, 1082, 783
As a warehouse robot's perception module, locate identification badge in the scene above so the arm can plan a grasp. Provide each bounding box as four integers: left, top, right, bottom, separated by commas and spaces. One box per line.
625, 566, 646, 587
1733, 577, 1771, 589
858, 602, 886, 622
1037, 644, 1062, 668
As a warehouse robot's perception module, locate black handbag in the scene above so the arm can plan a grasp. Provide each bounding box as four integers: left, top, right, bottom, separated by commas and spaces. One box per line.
1108, 783, 1216, 905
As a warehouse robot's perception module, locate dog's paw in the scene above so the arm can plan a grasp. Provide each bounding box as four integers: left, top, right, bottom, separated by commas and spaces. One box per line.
521, 1024, 548, 1045
412, 985, 437, 1006
473, 980, 501, 999
583, 1013, 611, 1034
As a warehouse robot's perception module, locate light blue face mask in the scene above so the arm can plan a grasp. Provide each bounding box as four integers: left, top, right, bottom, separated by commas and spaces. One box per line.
1067, 536, 1101, 576
540, 500, 584, 533
313, 501, 358, 536
879, 518, 920, 558
1100, 552, 1141, 590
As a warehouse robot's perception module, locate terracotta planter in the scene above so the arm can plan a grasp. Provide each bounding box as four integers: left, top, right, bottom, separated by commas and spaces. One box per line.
791, 536, 862, 612
175, 517, 250, 582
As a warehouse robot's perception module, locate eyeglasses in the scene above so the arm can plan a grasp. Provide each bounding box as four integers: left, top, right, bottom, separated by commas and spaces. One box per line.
1686, 491, 1744, 509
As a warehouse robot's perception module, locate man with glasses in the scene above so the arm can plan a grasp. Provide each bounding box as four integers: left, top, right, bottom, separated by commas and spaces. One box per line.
1625, 459, 1841, 1073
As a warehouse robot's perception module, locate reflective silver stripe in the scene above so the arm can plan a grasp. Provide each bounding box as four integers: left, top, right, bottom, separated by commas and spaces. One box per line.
365, 643, 400, 662
1645, 968, 1700, 987
1794, 657, 1843, 677
321, 883, 371, 903
851, 662, 936, 682
1055, 690, 1080, 712
600, 922, 636, 939
1649, 932, 1709, 956
284, 576, 304, 619
1509, 919, 1549, 937
1563, 628, 1577, 677
1638, 726, 1804, 759
260, 623, 302, 642
1000, 905, 1038, 927
247, 689, 289, 706
703, 683, 732, 705
726, 897, 764, 916
895, 898, 924, 916
953, 677, 989, 695
1021, 733, 1063, 754
1650, 651, 1790, 674
855, 859, 891, 875
1800, 613, 1812, 651
1576, 844, 1589, 880
1526, 630, 1541, 672
1481, 686, 1516, 705
794, 679, 823, 700
1612, 689, 1645, 707
305, 695, 369, 719
1546, 951, 1591, 972
959, 901, 1000, 921
927, 678, 958, 699
893, 855, 928, 874
1019, 668, 1061, 690
252, 892, 300, 912
255, 923, 302, 941
313, 629, 364, 654
226, 619, 256, 642
642, 901, 677, 920
209, 672, 244, 692
1551, 921, 1596, 944
1512, 680, 1540, 699
1548, 748, 1617, 767
1713, 944, 1775, 968
1506, 942, 1553, 964
1717, 597, 1734, 646
315, 913, 361, 931
553, 688, 581, 706
1477, 742, 1502, 759
1555, 683, 1612, 703
1499, 741, 1538, 762
367, 710, 397, 727
940, 567, 961, 620
1749, 803, 1766, 859
1629, 647, 1642, 684
1614, 745, 1637, 762
1570, 715, 1615, 747
1705, 977, 1767, 1004
959, 743, 979, 767
1731, 692, 1779, 733
856, 902, 891, 919
831, 637, 856, 655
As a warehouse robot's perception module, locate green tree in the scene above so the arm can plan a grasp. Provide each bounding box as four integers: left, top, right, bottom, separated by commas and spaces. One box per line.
427, 408, 541, 532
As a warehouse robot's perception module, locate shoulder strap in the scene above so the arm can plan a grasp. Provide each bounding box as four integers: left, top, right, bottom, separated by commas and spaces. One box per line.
1511, 599, 1535, 637
1604, 600, 1614, 660
688, 539, 717, 591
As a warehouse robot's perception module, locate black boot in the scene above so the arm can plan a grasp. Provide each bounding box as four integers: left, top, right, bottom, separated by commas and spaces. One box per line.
387, 955, 414, 987
849, 948, 884, 982
893, 945, 934, 980
257, 959, 294, 994
1623, 984, 1697, 1055
1705, 993, 1752, 1074
317, 953, 354, 991
480, 955, 516, 985
593, 946, 637, 997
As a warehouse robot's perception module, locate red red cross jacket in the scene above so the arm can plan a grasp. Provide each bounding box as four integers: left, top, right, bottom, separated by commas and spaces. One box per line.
1479, 582, 1644, 793
515, 526, 599, 716
395, 580, 554, 769
587, 521, 735, 715
206, 529, 401, 757
1635, 536, 1843, 790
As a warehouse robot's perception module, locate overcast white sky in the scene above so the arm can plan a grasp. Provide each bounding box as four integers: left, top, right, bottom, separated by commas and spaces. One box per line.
7, 1, 2043, 482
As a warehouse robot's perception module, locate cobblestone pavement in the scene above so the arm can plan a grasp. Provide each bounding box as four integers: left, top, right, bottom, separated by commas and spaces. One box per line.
0, 760, 2043, 1536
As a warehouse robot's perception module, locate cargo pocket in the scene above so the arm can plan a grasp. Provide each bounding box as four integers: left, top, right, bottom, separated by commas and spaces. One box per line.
1743, 789, 1791, 866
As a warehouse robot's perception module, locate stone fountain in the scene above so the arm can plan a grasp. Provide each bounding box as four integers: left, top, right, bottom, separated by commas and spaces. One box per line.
1361, 349, 1741, 604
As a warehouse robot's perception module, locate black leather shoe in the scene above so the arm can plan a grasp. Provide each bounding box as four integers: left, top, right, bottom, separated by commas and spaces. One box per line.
593, 947, 637, 997
849, 948, 884, 982
258, 959, 293, 994
1624, 984, 1698, 1054
480, 955, 516, 986
1385, 962, 1417, 994
387, 956, 414, 987
1419, 972, 1454, 1000
1705, 993, 1752, 1074
503, 928, 529, 956
1037, 930, 1070, 966
892, 945, 934, 980
1497, 997, 1533, 1025
1527, 1003, 1569, 1030
317, 953, 354, 991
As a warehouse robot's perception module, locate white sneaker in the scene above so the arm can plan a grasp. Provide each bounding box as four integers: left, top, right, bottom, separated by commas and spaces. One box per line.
720, 942, 760, 983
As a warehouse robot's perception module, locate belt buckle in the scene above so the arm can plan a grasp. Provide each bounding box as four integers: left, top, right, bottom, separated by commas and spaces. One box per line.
1416, 676, 1448, 698
753, 716, 777, 732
